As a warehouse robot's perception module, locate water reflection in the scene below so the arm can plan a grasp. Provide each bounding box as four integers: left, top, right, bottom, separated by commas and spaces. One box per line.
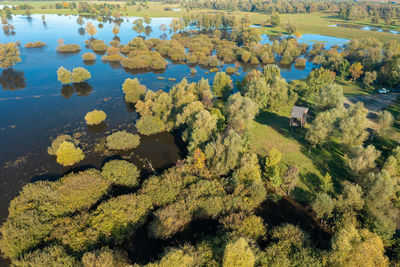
60, 82, 92, 98
87, 122, 107, 133
0, 69, 26, 91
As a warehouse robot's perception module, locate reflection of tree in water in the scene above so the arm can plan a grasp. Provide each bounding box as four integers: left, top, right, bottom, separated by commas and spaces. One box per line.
78, 27, 85, 36
0, 69, 26, 91
60, 82, 92, 98
145, 26, 152, 37
87, 121, 107, 133
113, 36, 120, 42
74, 82, 92, 97
60, 84, 74, 98
160, 33, 167, 40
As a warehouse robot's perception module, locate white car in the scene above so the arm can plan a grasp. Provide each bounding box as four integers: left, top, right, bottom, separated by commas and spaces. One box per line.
378, 88, 389, 94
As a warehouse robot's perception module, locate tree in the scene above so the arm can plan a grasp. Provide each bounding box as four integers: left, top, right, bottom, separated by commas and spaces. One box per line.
56, 141, 84, 166
72, 67, 91, 83
312, 192, 335, 220
133, 18, 145, 35
268, 12, 280, 26
304, 67, 335, 98
225, 93, 259, 133
85, 110, 106, 125
348, 145, 381, 176
212, 72, 232, 98
76, 16, 84, 27
122, 78, 146, 103
264, 148, 282, 187
57, 66, 72, 84
314, 84, 344, 111
339, 102, 368, 151
0, 42, 21, 69
101, 160, 140, 187
85, 22, 97, 39
223, 238, 255, 267
306, 108, 342, 147
381, 56, 400, 87
376, 110, 394, 139
286, 19, 297, 35
112, 26, 119, 36
106, 131, 140, 150
281, 164, 298, 195
349, 62, 363, 81
363, 71, 377, 88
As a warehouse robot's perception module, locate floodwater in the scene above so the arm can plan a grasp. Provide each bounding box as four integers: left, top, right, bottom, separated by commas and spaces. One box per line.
0, 14, 349, 224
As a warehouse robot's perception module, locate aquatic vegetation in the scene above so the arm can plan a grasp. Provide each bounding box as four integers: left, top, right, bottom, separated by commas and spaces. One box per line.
56, 44, 80, 53
71, 67, 91, 83
55, 141, 85, 166
295, 57, 306, 67
56, 66, 72, 84
89, 39, 108, 53
120, 51, 167, 70
136, 115, 166, 135
24, 41, 46, 48
101, 160, 140, 187
0, 42, 21, 69
82, 52, 96, 61
106, 131, 140, 150
84, 110, 106, 125
122, 78, 146, 103
47, 134, 77, 155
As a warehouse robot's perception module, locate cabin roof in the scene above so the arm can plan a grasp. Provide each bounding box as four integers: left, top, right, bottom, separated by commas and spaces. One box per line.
291, 106, 308, 119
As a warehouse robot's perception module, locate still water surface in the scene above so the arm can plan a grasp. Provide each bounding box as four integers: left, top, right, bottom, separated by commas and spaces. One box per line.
0, 14, 349, 223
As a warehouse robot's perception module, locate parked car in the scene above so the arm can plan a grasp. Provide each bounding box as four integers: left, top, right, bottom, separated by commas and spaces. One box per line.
378, 88, 390, 94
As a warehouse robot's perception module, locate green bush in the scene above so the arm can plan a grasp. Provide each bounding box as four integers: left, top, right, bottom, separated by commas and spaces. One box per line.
121, 51, 167, 70
223, 238, 255, 267
24, 41, 46, 48
48, 134, 77, 155
122, 78, 146, 103
72, 67, 91, 83
56, 44, 80, 53
13, 246, 76, 267
89, 194, 153, 243
57, 66, 72, 84
84, 109, 106, 125
82, 52, 96, 61
136, 115, 165, 135
109, 40, 120, 47
101, 160, 140, 187
106, 131, 140, 150
55, 141, 84, 166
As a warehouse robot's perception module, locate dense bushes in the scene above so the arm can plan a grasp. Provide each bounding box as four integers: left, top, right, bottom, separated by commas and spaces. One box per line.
24, 41, 46, 48
57, 66, 91, 84
121, 51, 167, 70
101, 160, 140, 187
88, 39, 108, 52
84, 109, 106, 125
106, 131, 140, 150
122, 78, 146, 103
56, 44, 80, 53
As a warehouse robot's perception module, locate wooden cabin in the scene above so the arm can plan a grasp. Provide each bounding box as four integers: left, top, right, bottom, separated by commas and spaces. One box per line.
290, 106, 308, 128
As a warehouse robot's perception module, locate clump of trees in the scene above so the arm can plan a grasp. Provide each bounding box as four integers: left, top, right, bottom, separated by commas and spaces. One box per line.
84, 110, 106, 125
57, 67, 91, 84
0, 42, 21, 69
106, 131, 140, 150
122, 78, 146, 103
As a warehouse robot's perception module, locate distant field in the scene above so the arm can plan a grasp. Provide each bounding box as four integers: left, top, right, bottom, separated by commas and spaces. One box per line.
2, 1, 400, 41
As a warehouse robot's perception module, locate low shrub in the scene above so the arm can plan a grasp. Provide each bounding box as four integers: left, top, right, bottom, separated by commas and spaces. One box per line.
24, 41, 46, 48
85, 110, 106, 125
121, 51, 167, 70
225, 67, 237, 75
56, 44, 80, 53
136, 115, 165, 135
82, 52, 96, 61
101, 54, 123, 62
90, 40, 108, 52
101, 160, 140, 187
55, 141, 84, 166
122, 78, 146, 103
72, 67, 91, 83
106, 131, 140, 150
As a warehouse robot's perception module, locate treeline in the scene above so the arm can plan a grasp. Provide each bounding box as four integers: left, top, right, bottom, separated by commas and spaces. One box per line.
339, 2, 400, 24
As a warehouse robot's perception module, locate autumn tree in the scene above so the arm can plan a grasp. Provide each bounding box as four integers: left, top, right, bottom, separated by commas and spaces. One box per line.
376, 110, 394, 139
0, 42, 21, 69
304, 67, 335, 98
112, 26, 119, 36
85, 22, 97, 39
349, 62, 363, 81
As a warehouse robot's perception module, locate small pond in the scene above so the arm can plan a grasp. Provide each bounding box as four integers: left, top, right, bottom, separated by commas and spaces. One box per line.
0, 14, 349, 223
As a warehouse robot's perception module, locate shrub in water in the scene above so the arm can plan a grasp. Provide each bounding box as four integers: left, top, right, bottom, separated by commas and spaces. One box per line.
57, 66, 72, 84
48, 134, 77, 155
225, 67, 237, 75
136, 115, 165, 135
90, 40, 108, 52
82, 52, 96, 61
72, 67, 91, 83
55, 141, 84, 166
56, 44, 80, 53
24, 41, 46, 48
122, 78, 146, 103
101, 160, 140, 187
85, 110, 106, 125
106, 131, 140, 150
295, 57, 306, 67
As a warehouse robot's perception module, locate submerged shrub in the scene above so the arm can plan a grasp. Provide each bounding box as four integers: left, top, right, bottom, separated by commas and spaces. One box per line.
225, 67, 237, 75
295, 57, 306, 67
72, 67, 91, 83
48, 134, 77, 155
122, 78, 146, 103
106, 131, 140, 150
56, 44, 80, 53
57, 66, 72, 84
85, 110, 106, 125
55, 141, 85, 166
101, 160, 140, 187
136, 115, 165, 135
82, 52, 96, 61
24, 41, 46, 48
90, 40, 108, 52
